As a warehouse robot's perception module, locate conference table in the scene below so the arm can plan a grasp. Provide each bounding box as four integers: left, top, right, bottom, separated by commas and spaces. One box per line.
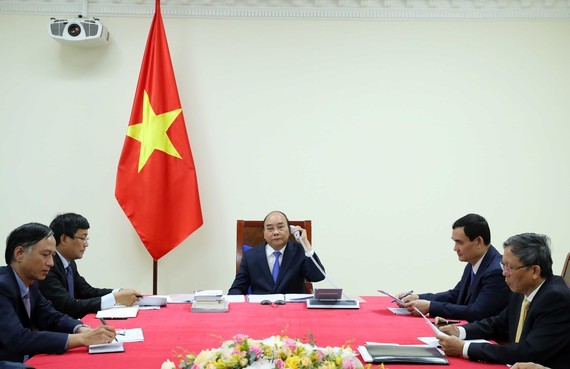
28, 296, 505, 368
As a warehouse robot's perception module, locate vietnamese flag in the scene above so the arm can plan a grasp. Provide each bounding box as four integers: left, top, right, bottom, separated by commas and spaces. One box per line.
115, 0, 202, 261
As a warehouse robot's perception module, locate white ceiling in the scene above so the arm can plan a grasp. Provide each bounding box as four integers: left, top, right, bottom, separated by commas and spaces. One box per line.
1, 0, 569, 19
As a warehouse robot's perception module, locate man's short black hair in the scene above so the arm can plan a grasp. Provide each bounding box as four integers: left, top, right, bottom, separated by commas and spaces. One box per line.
453, 213, 491, 245
50, 213, 90, 245
5, 222, 53, 265
263, 211, 291, 229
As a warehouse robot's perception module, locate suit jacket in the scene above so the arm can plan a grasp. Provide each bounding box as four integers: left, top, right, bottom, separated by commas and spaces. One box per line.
228, 241, 325, 295
0, 266, 82, 362
38, 256, 113, 319
464, 275, 570, 369
419, 245, 511, 322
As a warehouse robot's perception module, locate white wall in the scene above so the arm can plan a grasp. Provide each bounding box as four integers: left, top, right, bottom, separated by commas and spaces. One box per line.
1, 15, 569, 296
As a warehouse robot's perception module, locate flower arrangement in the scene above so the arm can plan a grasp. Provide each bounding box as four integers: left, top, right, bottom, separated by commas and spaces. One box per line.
161, 335, 371, 369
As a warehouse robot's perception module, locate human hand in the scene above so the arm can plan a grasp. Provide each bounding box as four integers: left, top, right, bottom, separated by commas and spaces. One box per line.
511, 363, 550, 369
405, 299, 430, 315
291, 226, 312, 252
68, 325, 116, 348
114, 289, 142, 306
436, 334, 464, 357
438, 323, 460, 337
400, 293, 419, 303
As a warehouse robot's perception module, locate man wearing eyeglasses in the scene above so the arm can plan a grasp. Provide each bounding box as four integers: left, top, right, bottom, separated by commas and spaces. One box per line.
228, 211, 326, 295
437, 233, 570, 369
400, 213, 511, 322
38, 213, 141, 319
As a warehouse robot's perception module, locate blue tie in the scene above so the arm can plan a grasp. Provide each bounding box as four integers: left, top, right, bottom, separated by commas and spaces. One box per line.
66, 265, 75, 298
23, 292, 31, 317
272, 251, 281, 283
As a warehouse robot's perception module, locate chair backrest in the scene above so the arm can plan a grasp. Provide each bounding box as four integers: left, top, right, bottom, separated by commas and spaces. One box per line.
562, 252, 570, 288
236, 219, 313, 293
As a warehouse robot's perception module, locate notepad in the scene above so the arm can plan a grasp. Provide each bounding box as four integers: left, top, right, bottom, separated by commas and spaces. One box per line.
96, 306, 139, 319
115, 328, 144, 343
88, 342, 125, 354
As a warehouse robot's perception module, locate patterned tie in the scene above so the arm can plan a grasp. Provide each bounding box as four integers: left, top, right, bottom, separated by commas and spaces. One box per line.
515, 299, 531, 343
272, 251, 281, 283
66, 265, 75, 298
23, 292, 31, 317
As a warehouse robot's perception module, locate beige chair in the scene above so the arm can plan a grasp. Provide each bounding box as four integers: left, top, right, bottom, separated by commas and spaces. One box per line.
236, 219, 314, 293
562, 252, 570, 288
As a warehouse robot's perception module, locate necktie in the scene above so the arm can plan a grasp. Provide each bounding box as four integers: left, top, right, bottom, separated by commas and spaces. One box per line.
66, 265, 75, 298
515, 299, 531, 343
272, 251, 281, 283
23, 292, 31, 317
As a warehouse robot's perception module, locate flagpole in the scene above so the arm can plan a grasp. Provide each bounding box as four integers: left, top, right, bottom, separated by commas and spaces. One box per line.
153, 260, 158, 295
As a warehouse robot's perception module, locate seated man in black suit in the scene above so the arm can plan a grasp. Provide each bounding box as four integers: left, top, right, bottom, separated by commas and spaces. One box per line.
0, 222, 116, 363
228, 211, 326, 295
38, 213, 140, 319
400, 213, 511, 322
437, 233, 570, 369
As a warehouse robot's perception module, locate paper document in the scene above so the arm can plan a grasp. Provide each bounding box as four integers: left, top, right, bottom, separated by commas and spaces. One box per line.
414, 307, 448, 337
88, 342, 124, 354
285, 294, 313, 302
224, 295, 246, 303
167, 294, 194, 303
96, 306, 139, 319
115, 328, 144, 343
418, 336, 492, 347
247, 294, 286, 303
377, 289, 406, 308
388, 307, 411, 315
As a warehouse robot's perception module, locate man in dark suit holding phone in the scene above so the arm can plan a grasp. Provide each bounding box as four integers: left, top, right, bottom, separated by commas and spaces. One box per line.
228, 211, 326, 295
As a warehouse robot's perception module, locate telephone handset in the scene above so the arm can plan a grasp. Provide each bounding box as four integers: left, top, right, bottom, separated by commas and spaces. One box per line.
289, 225, 301, 240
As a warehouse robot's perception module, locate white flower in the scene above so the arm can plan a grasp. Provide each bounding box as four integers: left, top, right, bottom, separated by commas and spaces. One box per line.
161, 359, 176, 369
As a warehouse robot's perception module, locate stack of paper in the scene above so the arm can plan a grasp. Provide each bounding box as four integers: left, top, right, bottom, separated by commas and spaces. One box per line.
194, 290, 224, 301
96, 306, 139, 319
191, 299, 229, 313
88, 342, 125, 354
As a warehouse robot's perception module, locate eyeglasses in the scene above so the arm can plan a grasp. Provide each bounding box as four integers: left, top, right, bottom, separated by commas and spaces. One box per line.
73, 236, 89, 243
500, 261, 527, 273
264, 225, 288, 233
260, 299, 286, 307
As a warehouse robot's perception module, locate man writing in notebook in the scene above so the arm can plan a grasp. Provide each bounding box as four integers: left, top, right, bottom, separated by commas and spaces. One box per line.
39, 213, 140, 319
228, 211, 326, 295
0, 222, 116, 362
437, 233, 570, 369
400, 213, 510, 322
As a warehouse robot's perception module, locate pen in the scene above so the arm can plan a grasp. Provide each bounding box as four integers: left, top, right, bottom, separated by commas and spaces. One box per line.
433, 319, 460, 326
391, 290, 413, 303
99, 318, 118, 342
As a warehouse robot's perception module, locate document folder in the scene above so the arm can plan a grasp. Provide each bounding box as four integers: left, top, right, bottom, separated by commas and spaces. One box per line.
362, 344, 449, 365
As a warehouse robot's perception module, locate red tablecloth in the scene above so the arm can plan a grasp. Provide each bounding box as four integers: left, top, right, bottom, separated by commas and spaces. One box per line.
28, 296, 504, 368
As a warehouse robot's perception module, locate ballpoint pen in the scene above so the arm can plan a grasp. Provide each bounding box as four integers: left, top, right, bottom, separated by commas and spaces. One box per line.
99, 318, 118, 342
391, 290, 413, 303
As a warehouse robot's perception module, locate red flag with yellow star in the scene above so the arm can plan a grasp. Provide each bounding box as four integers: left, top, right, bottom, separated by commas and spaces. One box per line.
115, 0, 202, 260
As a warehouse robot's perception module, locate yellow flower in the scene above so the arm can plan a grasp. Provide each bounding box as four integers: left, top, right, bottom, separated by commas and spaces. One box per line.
285, 356, 301, 368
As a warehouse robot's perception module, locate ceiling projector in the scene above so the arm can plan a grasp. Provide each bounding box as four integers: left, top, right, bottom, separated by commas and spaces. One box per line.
49, 17, 109, 47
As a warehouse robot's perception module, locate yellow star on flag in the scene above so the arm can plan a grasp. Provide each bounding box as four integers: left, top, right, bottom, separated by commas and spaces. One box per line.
127, 90, 182, 172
